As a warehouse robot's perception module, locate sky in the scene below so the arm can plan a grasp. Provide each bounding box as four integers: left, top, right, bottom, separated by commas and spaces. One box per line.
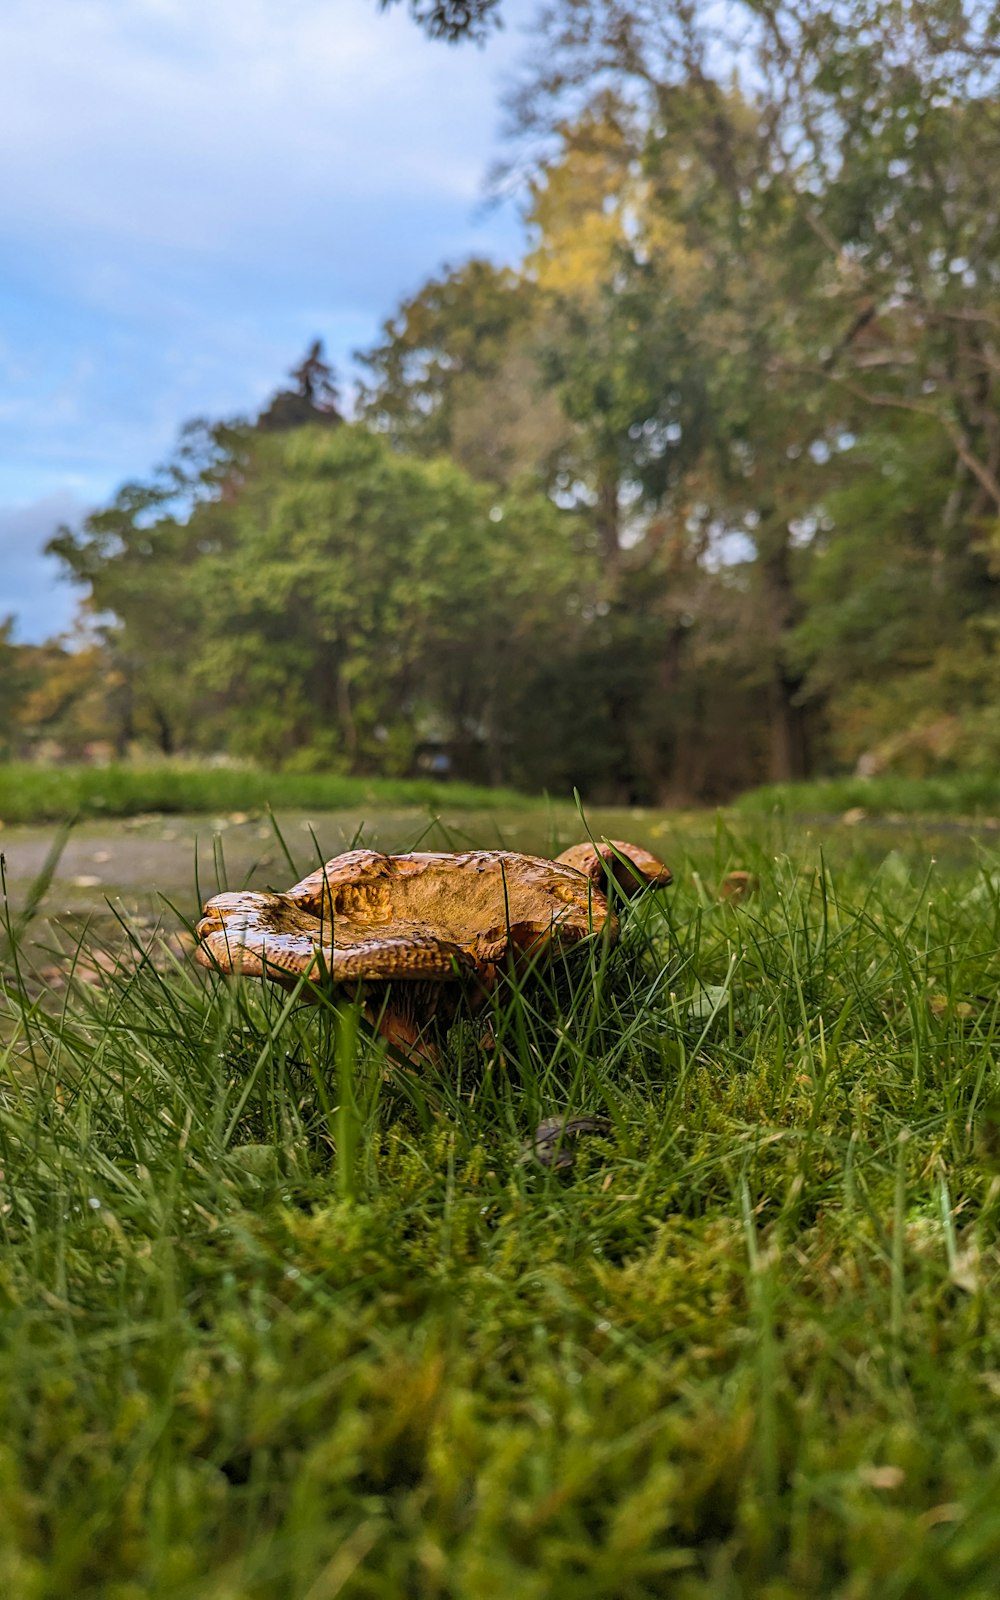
0, 0, 535, 642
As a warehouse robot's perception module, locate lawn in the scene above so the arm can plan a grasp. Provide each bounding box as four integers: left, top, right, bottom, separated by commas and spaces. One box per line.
0, 763, 529, 826
736, 771, 1000, 821
6, 761, 1000, 829
2, 812, 1000, 1598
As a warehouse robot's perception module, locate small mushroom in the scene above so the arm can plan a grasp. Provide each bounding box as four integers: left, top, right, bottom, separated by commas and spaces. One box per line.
554, 839, 673, 898
195, 840, 670, 1061
718, 869, 758, 903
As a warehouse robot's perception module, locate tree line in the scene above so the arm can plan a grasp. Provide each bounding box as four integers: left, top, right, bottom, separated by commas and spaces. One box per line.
4, 0, 1000, 802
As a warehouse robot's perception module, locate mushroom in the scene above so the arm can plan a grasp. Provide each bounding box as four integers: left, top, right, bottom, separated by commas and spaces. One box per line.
554, 839, 673, 898
195, 840, 670, 1061
718, 869, 758, 903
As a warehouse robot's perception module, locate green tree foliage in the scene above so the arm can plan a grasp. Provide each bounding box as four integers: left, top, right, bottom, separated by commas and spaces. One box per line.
356, 259, 568, 488
0, 618, 33, 759
188, 424, 594, 776
48, 419, 252, 757
493, 0, 1000, 784
46, 421, 594, 783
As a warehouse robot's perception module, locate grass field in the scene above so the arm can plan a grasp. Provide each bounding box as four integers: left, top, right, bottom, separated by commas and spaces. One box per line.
736, 771, 1000, 820
2, 812, 1000, 1597
0, 764, 528, 826
6, 761, 1000, 829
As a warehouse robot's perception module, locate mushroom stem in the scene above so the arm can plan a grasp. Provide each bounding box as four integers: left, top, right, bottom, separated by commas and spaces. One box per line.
367, 1004, 440, 1068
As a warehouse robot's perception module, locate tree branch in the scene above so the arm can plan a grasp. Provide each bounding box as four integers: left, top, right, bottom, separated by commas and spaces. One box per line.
377, 0, 501, 43
786, 363, 1000, 513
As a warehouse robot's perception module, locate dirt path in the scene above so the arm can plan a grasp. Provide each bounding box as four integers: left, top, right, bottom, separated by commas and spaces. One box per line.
3, 808, 434, 912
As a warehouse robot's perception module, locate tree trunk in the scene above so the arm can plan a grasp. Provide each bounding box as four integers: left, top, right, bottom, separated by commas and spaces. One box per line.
758, 517, 812, 782
482, 679, 506, 789
152, 702, 174, 757
767, 670, 810, 782
112, 667, 135, 759
595, 457, 620, 571
336, 671, 358, 768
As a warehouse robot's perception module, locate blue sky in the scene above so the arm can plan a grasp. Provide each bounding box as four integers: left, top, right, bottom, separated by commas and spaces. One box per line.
0, 0, 534, 641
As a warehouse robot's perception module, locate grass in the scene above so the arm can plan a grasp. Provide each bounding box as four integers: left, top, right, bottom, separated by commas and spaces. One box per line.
0, 763, 530, 826
736, 771, 1000, 819
2, 814, 1000, 1596
8, 761, 1000, 831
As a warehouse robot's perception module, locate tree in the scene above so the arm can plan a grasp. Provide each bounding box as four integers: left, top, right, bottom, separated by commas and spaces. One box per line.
14, 627, 124, 761
516, 87, 839, 782
46, 419, 253, 756
794, 410, 1000, 773
500, 0, 1000, 783
257, 341, 342, 433
185, 425, 593, 778
356, 259, 569, 488
510, 1, 1000, 523
0, 618, 33, 759
46, 342, 352, 761
47, 416, 594, 782
378, 0, 501, 44
522, 96, 705, 568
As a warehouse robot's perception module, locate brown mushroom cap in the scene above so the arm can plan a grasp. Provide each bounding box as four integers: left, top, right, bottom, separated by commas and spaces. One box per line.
718, 869, 758, 903
195, 842, 669, 1060
197, 848, 610, 980
553, 840, 672, 898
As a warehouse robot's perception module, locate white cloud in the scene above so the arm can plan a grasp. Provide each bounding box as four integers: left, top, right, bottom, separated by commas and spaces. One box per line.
0, 0, 529, 262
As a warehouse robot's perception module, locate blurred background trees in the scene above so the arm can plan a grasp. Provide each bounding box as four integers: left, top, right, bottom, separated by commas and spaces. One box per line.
379, 0, 502, 44
5, 1, 1000, 799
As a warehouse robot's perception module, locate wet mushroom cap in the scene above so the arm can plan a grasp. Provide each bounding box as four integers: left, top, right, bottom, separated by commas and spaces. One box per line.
195, 847, 617, 991
194, 889, 480, 984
